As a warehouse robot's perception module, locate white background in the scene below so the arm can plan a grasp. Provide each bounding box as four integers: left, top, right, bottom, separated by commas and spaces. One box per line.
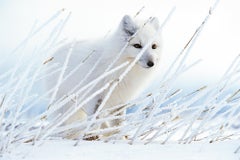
0, 0, 240, 90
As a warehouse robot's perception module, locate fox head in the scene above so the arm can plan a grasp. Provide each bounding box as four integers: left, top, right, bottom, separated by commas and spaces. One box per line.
117, 15, 162, 69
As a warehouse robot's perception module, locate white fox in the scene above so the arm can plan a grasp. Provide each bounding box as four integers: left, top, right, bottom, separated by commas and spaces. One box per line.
46, 15, 162, 138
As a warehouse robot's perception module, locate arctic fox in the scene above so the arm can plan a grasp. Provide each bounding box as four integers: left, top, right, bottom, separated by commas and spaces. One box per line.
46, 15, 162, 137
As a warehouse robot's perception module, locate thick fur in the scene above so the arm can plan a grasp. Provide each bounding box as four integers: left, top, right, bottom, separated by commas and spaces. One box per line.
46, 15, 162, 137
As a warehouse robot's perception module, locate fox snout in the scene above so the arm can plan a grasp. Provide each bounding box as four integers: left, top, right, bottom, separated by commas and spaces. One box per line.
138, 58, 156, 68
147, 61, 154, 67
137, 52, 158, 69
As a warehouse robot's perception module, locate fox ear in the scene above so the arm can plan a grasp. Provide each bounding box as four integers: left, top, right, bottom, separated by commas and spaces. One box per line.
150, 17, 159, 30
121, 15, 137, 36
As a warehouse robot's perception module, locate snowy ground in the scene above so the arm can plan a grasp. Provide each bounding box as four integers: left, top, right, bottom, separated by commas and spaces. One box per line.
3, 140, 240, 160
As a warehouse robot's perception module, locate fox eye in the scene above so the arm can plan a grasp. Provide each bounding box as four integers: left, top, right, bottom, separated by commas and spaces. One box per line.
133, 44, 142, 49
152, 44, 157, 49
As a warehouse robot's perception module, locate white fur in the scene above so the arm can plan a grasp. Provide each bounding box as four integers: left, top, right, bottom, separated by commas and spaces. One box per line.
46, 15, 162, 133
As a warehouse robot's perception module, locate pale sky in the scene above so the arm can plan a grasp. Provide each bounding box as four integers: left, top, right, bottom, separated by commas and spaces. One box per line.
0, 0, 240, 89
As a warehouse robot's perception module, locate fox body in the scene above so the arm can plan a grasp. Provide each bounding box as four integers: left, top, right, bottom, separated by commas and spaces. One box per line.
46, 15, 162, 134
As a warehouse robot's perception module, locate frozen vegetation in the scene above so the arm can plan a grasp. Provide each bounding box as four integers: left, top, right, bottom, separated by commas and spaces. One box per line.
0, 0, 239, 159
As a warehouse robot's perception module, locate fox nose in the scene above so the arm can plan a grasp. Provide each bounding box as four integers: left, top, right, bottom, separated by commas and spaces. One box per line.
147, 61, 154, 67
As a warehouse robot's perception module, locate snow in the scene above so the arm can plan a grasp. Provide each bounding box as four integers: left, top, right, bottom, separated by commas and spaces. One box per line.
3, 140, 240, 160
